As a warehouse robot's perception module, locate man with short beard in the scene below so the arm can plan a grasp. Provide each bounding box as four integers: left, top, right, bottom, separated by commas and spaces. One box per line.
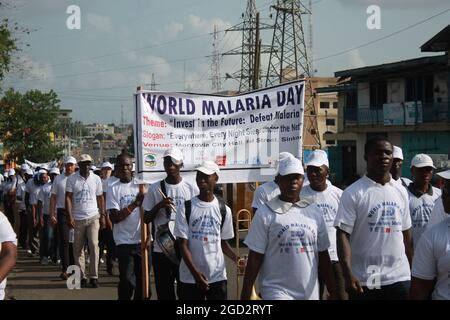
335, 136, 413, 300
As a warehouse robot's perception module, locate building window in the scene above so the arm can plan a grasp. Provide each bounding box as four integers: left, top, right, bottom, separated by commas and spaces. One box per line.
332, 102, 338, 109
326, 119, 335, 126
324, 131, 335, 145
320, 102, 330, 109
369, 81, 387, 109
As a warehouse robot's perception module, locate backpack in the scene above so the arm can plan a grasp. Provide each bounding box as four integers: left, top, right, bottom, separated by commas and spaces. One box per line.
184, 196, 227, 230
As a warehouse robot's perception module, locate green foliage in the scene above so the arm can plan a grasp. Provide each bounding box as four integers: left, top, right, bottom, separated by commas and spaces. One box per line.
0, 20, 18, 81
0, 88, 63, 162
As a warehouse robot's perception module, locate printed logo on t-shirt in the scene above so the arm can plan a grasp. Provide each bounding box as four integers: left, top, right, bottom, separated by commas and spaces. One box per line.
367, 201, 403, 233
190, 214, 220, 245
119, 194, 136, 208
75, 188, 93, 205
316, 203, 337, 223
411, 203, 433, 229
277, 223, 317, 254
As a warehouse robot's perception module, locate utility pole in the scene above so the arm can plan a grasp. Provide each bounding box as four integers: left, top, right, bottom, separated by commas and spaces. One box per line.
150, 73, 157, 90
223, 0, 272, 93
266, 0, 321, 150
211, 25, 222, 93
121, 104, 125, 132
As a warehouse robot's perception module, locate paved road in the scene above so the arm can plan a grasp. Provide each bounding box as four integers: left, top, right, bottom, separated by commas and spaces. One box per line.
6, 242, 248, 300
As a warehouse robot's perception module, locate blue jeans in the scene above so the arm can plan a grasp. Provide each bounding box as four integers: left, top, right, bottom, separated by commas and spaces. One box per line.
116, 243, 150, 300
39, 215, 55, 259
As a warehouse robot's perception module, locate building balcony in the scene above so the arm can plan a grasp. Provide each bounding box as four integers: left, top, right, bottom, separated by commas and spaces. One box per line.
344, 101, 449, 129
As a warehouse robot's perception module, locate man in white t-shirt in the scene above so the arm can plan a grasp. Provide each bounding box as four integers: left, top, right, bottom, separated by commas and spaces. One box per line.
37, 170, 52, 265
242, 156, 336, 300
16, 169, 33, 250
334, 136, 413, 300
407, 154, 441, 248
0, 211, 17, 300
100, 161, 115, 275
65, 154, 104, 288
427, 170, 450, 229
106, 153, 146, 300
174, 160, 238, 300
143, 147, 198, 300
390, 146, 412, 187
410, 183, 450, 300
251, 152, 295, 215
50, 156, 76, 280
25, 169, 46, 256
301, 149, 346, 300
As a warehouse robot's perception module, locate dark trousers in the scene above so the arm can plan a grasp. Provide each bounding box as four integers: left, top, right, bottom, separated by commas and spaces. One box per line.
39, 215, 56, 259
180, 280, 227, 300
349, 280, 410, 300
57, 209, 74, 272
19, 210, 28, 249
3, 197, 15, 226
152, 251, 180, 300
99, 228, 116, 272
116, 243, 148, 300
27, 209, 39, 253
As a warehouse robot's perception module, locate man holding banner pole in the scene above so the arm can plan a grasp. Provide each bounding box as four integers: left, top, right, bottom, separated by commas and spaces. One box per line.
143, 147, 198, 300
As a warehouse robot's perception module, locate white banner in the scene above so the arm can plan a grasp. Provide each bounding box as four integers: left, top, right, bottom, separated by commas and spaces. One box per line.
24, 159, 58, 170
134, 80, 305, 184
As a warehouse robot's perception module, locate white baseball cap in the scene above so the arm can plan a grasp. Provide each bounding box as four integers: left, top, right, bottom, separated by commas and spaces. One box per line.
78, 154, 93, 163
196, 160, 220, 176
279, 152, 294, 161
101, 161, 113, 169
38, 169, 47, 175
90, 165, 98, 171
411, 154, 435, 169
49, 168, 60, 175
437, 169, 450, 180
163, 147, 183, 165
305, 150, 329, 168
65, 156, 77, 165
393, 146, 404, 160
278, 156, 304, 176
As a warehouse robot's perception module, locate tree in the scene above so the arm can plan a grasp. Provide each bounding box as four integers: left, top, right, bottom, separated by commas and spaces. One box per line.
0, 20, 17, 81
0, 89, 63, 163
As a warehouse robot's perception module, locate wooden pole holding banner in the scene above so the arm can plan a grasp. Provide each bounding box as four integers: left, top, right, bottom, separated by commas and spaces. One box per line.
136, 86, 150, 299
139, 184, 150, 299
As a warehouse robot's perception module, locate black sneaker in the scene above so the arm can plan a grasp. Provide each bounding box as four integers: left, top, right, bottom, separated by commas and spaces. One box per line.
89, 279, 99, 288
80, 278, 87, 288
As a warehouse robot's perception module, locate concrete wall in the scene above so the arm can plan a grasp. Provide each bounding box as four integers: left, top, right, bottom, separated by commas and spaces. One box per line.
434, 71, 448, 103
358, 82, 370, 108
